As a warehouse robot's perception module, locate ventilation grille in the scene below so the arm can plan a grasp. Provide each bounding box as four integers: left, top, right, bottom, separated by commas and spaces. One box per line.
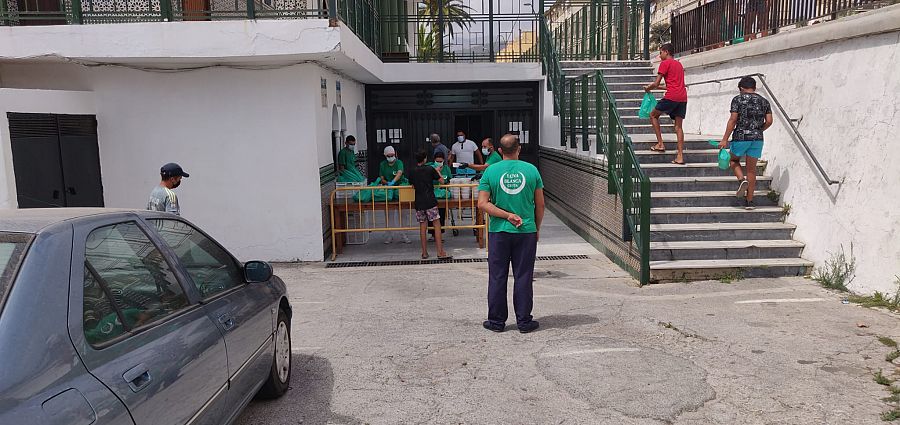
326, 254, 590, 269
58, 115, 98, 137
8, 113, 57, 138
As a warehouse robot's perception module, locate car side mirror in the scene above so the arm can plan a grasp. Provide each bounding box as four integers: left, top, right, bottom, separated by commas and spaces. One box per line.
244, 261, 273, 283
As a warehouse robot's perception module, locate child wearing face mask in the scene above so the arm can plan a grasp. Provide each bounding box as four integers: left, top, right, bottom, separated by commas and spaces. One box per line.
427, 151, 452, 241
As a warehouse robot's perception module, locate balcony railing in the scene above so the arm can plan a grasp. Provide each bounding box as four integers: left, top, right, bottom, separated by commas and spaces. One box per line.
671, 0, 890, 55
546, 0, 649, 61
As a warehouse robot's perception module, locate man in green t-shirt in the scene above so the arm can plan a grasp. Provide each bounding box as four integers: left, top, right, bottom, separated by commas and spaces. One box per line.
477, 134, 544, 334
337, 135, 365, 182
468, 138, 502, 173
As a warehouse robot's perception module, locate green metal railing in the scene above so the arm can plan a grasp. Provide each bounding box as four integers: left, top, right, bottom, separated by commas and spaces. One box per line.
545, 0, 648, 61
540, 13, 651, 284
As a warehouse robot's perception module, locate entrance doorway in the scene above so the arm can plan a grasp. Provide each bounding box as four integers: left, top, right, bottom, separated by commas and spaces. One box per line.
8, 113, 105, 208
14, 0, 65, 25
454, 112, 493, 147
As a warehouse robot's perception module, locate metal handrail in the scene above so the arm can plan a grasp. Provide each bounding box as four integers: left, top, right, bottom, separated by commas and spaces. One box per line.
686, 73, 841, 185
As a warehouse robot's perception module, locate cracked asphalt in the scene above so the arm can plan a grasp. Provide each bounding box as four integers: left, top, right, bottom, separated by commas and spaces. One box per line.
236, 257, 900, 425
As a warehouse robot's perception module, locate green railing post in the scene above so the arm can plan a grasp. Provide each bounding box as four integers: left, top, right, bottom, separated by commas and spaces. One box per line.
71, 0, 83, 24
437, 0, 445, 62
622, 148, 633, 242
643, 0, 651, 59
327, 0, 337, 26
160, 0, 172, 21
639, 176, 651, 284
605, 0, 613, 60
607, 104, 617, 195
569, 78, 576, 149
595, 71, 604, 154
559, 74, 567, 147
247, 0, 256, 19
488, 0, 495, 62
581, 74, 589, 151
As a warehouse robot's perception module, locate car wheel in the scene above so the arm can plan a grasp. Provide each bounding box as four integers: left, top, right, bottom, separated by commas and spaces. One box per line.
257, 309, 291, 399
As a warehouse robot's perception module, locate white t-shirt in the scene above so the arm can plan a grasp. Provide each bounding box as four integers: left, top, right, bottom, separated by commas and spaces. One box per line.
451, 139, 478, 164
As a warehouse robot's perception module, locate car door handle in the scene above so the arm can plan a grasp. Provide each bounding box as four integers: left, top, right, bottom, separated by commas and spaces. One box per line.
123, 364, 152, 393
218, 314, 236, 331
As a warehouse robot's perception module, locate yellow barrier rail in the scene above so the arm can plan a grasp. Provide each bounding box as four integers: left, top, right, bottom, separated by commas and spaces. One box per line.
329, 183, 488, 260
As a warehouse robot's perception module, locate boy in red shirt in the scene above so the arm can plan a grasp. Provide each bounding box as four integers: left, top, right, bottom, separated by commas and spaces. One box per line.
644, 43, 688, 165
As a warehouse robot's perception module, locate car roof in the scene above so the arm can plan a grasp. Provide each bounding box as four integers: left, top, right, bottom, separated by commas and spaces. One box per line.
0, 208, 150, 234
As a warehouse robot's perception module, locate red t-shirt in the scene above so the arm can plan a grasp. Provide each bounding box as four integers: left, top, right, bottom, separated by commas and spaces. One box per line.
658, 58, 687, 102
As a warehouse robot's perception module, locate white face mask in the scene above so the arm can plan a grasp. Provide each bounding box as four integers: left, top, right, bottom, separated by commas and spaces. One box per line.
457, 136, 465, 143
434, 161, 443, 169
348, 144, 356, 152
387, 156, 396, 163
481, 148, 490, 156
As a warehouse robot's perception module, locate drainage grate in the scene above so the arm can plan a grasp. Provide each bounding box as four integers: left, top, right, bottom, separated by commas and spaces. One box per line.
325, 254, 590, 269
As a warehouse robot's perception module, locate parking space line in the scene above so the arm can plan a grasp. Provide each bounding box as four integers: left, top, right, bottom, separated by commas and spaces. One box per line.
734, 298, 826, 304
540, 347, 641, 358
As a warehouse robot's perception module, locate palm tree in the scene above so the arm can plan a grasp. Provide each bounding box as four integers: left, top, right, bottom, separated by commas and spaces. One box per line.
417, 0, 475, 40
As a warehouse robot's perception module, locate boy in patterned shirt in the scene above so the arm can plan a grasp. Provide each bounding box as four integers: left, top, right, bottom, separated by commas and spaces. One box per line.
719, 76, 773, 210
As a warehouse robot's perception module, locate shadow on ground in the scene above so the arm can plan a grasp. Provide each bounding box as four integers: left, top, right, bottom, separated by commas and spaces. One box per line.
537, 314, 601, 331
236, 354, 362, 425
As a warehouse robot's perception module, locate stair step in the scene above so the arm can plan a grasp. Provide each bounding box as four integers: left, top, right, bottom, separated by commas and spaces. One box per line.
621, 116, 672, 126
651, 176, 773, 192
602, 75, 656, 83
651, 190, 775, 208
641, 162, 766, 178
649, 258, 813, 282
624, 124, 675, 134
650, 239, 805, 261
634, 149, 721, 164
610, 89, 666, 100
650, 206, 784, 224
631, 139, 719, 151
648, 222, 796, 242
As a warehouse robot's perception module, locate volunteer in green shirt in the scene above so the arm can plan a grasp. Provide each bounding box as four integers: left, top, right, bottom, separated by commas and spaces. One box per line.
468, 138, 502, 172
378, 145, 410, 244
337, 135, 366, 182
377, 145, 408, 186
477, 134, 544, 334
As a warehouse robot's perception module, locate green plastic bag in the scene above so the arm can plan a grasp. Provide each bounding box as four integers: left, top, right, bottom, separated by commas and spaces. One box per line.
717, 148, 731, 170
353, 182, 396, 203
638, 93, 658, 119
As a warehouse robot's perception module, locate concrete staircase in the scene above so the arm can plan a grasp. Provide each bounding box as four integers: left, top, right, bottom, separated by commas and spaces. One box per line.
561, 60, 813, 282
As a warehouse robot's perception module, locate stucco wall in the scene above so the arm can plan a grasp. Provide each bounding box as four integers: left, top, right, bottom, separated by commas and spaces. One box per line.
680, 11, 900, 294
0, 62, 370, 262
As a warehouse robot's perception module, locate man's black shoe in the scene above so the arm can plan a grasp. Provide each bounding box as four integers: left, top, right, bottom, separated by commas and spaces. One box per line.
518, 321, 540, 334
483, 321, 505, 333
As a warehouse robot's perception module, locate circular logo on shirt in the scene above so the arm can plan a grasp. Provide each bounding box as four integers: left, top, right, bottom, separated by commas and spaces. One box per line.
500, 172, 526, 195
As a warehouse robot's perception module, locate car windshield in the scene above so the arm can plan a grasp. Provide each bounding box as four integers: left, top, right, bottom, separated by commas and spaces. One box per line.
0, 233, 34, 318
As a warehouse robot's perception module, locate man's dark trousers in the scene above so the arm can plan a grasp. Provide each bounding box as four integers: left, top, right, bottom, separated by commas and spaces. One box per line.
487, 231, 538, 328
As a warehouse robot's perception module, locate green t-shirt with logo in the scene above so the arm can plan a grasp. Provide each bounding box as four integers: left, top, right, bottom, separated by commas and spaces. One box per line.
485, 151, 502, 166
478, 159, 543, 234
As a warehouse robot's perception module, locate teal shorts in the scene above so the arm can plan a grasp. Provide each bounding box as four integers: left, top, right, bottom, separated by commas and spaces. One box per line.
730, 140, 764, 159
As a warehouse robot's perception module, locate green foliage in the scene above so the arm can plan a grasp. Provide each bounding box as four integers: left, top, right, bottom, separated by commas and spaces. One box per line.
781, 203, 792, 221
883, 408, 900, 421
718, 269, 744, 284
766, 190, 780, 203
876, 369, 893, 386
649, 22, 671, 51
887, 351, 900, 362
417, 0, 475, 40
812, 244, 856, 292
880, 337, 899, 349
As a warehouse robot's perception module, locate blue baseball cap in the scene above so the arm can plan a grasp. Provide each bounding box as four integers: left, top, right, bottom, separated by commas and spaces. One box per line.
160, 163, 189, 178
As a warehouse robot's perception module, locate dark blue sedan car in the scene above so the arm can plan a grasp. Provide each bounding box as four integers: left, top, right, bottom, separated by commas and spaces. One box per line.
0, 209, 293, 425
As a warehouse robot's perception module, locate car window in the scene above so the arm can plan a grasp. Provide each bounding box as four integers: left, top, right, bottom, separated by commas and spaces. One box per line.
82, 222, 189, 346
0, 233, 32, 318
150, 219, 243, 299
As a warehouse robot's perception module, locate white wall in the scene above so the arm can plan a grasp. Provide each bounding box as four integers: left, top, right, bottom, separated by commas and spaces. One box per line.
0, 63, 352, 262
0, 89, 97, 208
680, 9, 900, 294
